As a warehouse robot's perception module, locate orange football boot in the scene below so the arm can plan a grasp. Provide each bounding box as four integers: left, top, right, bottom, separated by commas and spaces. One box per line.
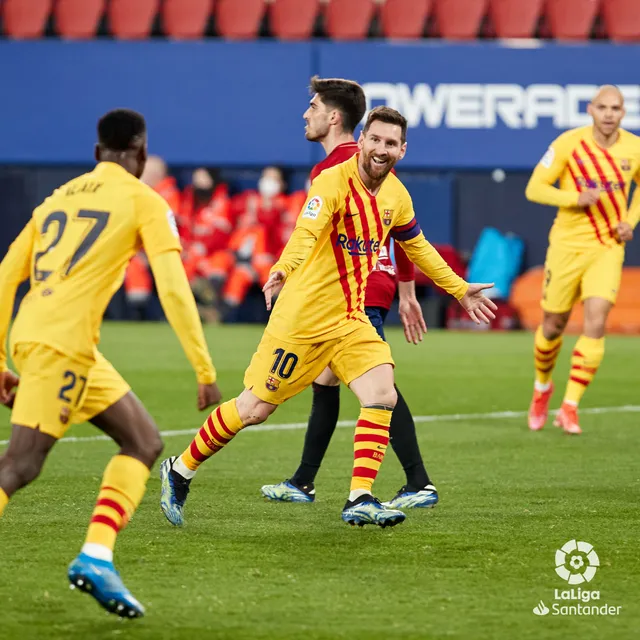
528, 383, 554, 431
554, 402, 582, 435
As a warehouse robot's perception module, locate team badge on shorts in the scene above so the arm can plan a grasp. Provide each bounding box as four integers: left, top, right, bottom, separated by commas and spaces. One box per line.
383, 210, 393, 226
60, 406, 70, 425
621, 158, 631, 171
265, 376, 280, 392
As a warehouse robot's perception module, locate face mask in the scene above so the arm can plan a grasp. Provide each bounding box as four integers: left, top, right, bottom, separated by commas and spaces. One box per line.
258, 177, 281, 199
194, 187, 213, 204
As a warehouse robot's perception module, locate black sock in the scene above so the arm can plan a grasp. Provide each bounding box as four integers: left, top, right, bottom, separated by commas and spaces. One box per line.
390, 385, 431, 490
291, 383, 340, 487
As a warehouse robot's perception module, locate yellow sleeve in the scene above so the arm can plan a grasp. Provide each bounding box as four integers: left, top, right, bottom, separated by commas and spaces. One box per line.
148, 251, 216, 384
392, 191, 468, 300
0, 220, 35, 371
271, 172, 339, 278
525, 132, 581, 209
136, 186, 182, 259
627, 170, 640, 229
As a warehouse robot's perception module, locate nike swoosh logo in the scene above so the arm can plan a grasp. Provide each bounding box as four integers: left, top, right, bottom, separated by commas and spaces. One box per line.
345, 213, 359, 217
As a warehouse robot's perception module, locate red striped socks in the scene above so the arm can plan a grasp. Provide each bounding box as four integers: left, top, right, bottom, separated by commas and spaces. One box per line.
350, 407, 392, 497
179, 400, 244, 473
564, 336, 605, 405
534, 325, 563, 387
84, 455, 150, 559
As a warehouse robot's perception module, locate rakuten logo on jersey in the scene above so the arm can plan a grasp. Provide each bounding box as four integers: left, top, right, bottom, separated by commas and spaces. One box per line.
336, 234, 380, 256
363, 83, 640, 130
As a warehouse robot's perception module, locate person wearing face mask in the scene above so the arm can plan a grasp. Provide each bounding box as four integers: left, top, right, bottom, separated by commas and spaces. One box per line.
202, 167, 290, 317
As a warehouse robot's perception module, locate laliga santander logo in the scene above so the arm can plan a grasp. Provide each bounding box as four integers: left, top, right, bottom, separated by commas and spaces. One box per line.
555, 540, 599, 585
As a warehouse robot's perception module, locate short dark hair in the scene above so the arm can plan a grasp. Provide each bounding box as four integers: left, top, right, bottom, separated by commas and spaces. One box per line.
310, 76, 366, 134
97, 109, 146, 151
363, 106, 408, 143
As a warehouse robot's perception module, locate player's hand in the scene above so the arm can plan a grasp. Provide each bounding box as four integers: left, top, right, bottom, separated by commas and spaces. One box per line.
0, 369, 19, 409
198, 382, 222, 411
577, 188, 601, 207
459, 283, 498, 325
615, 221, 633, 243
262, 270, 286, 311
399, 296, 427, 345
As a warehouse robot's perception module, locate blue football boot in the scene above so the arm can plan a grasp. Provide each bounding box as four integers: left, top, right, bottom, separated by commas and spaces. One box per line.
261, 479, 315, 503
68, 553, 144, 618
341, 494, 406, 528
159, 456, 191, 526
382, 484, 439, 510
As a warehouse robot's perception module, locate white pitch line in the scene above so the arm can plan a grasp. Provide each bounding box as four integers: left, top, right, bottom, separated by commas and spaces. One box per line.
1, 405, 639, 447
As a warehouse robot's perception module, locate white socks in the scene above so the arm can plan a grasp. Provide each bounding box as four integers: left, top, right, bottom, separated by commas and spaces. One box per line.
534, 381, 551, 392
173, 455, 196, 480
348, 489, 370, 502
81, 543, 113, 563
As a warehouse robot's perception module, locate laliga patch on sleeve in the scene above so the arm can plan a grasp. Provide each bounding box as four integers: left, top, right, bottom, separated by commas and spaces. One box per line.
302, 196, 323, 220
540, 146, 555, 169
167, 210, 179, 237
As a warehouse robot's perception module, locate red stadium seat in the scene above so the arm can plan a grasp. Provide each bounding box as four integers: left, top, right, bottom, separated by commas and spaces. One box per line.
602, 0, 640, 42
433, 0, 488, 39
488, 0, 543, 38
55, 0, 104, 39
108, 0, 158, 39
325, 0, 376, 40
545, 0, 600, 40
215, 0, 265, 39
380, 0, 432, 39
270, 0, 319, 41
162, 0, 213, 39
2, 0, 52, 38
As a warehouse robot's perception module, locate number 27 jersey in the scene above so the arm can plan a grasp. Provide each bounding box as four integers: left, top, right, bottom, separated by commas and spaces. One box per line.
9, 162, 181, 364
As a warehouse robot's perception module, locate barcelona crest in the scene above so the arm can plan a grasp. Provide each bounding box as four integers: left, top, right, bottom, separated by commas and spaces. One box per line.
383, 209, 393, 226
621, 158, 631, 171
60, 406, 70, 425
265, 376, 280, 392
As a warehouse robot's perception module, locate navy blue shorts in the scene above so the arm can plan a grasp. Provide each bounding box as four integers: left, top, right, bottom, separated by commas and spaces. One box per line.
365, 306, 389, 342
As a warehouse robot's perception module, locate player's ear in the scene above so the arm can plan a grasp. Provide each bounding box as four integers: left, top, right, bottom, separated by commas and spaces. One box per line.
399, 142, 407, 161
587, 103, 594, 118
357, 131, 364, 150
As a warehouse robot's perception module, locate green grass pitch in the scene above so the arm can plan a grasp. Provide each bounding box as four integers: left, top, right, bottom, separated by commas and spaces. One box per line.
1, 323, 639, 639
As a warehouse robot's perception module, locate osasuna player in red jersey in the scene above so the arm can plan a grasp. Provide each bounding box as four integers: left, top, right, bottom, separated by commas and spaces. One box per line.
260, 77, 438, 509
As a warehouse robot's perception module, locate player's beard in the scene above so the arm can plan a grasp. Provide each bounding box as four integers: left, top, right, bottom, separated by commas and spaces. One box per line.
362, 150, 396, 181
305, 121, 329, 142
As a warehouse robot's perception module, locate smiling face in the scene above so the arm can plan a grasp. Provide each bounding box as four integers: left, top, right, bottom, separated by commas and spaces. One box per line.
358, 119, 407, 182
588, 86, 625, 139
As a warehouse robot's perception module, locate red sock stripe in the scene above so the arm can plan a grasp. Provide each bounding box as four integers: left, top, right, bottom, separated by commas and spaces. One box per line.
90, 514, 120, 532
535, 343, 561, 357
354, 433, 389, 445
572, 365, 597, 374
570, 375, 590, 387
215, 406, 235, 438
356, 419, 389, 432
96, 498, 127, 519
572, 350, 584, 358
198, 426, 222, 453
352, 466, 378, 480
536, 364, 554, 374
190, 439, 209, 462
206, 415, 232, 443
355, 448, 386, 461
535, 351, 560, 363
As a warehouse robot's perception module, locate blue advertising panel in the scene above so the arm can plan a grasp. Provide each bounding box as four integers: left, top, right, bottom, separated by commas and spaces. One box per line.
1, 41, 640, 168
318, 42, 640, 169
0, 41, 314, 166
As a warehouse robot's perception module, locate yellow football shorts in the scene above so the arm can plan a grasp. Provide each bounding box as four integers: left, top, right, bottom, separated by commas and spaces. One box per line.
541, 244, 624, 314
11, 343, 131, 439
243, 322, 394, 405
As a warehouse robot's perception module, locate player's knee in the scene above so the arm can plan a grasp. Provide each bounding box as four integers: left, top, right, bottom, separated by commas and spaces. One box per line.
379, 385, 398, 409
543, 313, 568, 339
236, 389, 276, 426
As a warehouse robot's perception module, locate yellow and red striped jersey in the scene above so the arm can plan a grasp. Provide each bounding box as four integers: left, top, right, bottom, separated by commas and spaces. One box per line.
268, 154, 467, 343
526, 126, 640, 248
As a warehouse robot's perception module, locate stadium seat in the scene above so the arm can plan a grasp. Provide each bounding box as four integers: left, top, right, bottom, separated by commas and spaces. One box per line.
162, 0, 213, 39
2, 0, 52, 38
215, 0, 265, 39
433, 0, 488, 39
544, 0, 599, 40
488, 0, 543, 38
270, 0, 319, 40
325, 0, 376, 40
601, 0, 640, 42
55, 0, 103, 39
108, 0, 158, 39
380, 0, 432, 39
